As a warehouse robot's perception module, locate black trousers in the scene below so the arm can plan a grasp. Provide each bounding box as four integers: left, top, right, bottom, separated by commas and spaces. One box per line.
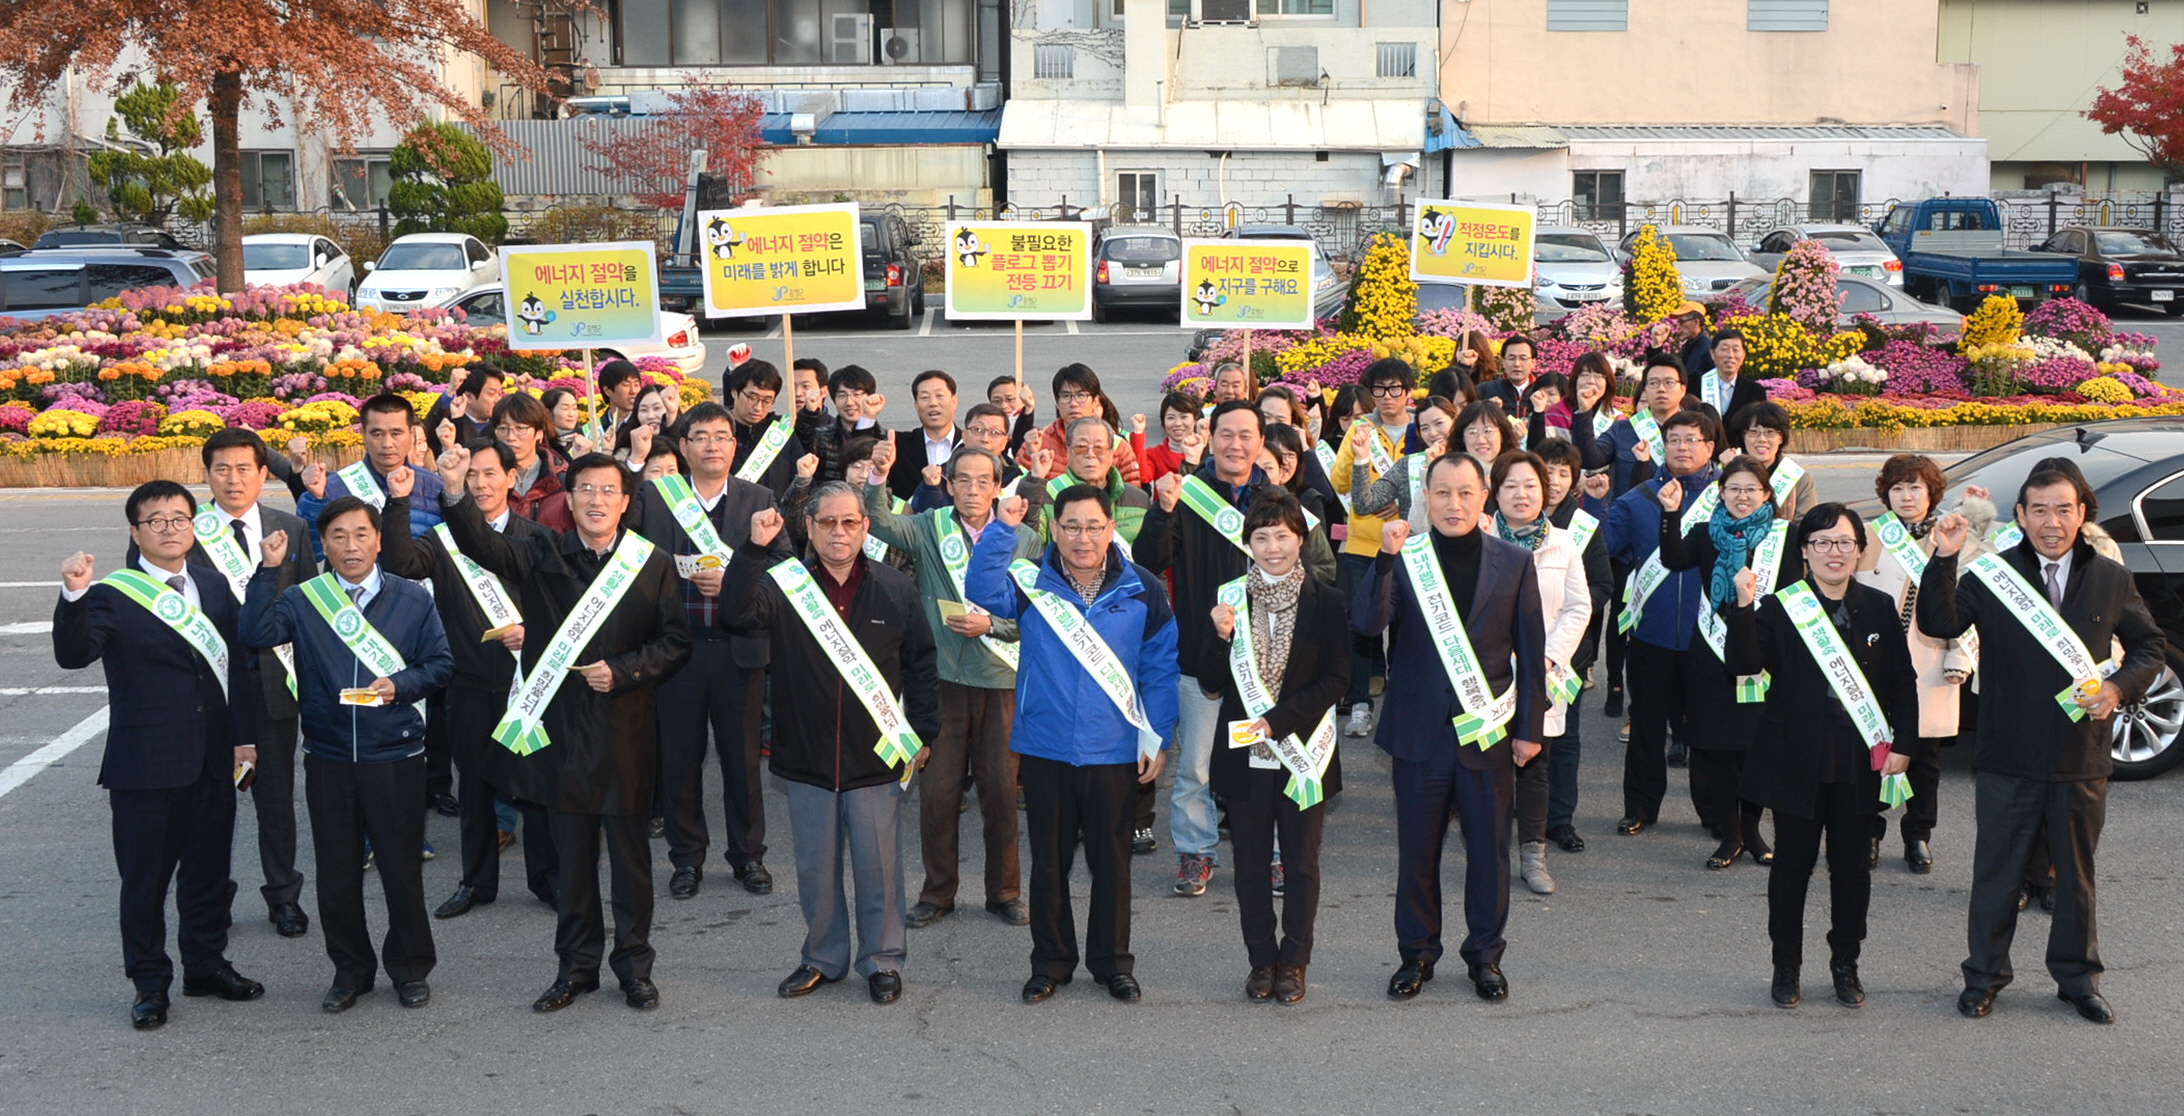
1873, 736, 1947, 843
1689, 747, 1765, 846
1623, 639, 1690, 824
551, 811, 655, 987
422, 691, 453, 800
1964, 772, 2105, 997
1394, 754, 1513, 969
110, 769, 236, 993
248, 714, 303, 909
1768, 780, 1872, 967
1602, 561, 1631, 693
920, 681, 1020, 908
304, 752, 434, 987
448, 684, 557, 903
655, 640, 767, 870
1226, 770, 1325, 968
1512, 748, 1550, 846
1020, 754, 1136, 981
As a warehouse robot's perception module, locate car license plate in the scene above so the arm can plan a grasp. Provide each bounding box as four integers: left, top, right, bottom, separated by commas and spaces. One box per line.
1126, 267, 1160, 279
1853, 266, 1881, 278
2010, 285, 2035, 299
1561, 293, 1607, 302
2155, 290, 2176, 302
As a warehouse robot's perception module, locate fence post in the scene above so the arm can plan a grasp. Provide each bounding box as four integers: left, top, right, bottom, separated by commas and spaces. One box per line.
1727, 192, 1737, 239
946, 194, 956, 223
1172, 198, 1183, 237
1286, 194, 1295, 225
2047, 194, 2058, 237
1617, 201, 1628, 240
2159, 192, 2169, 241
377, 201, 389, 240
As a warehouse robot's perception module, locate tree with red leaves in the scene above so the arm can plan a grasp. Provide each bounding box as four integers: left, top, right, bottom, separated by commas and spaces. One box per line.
2088, 34, 2184, 179
577, 77, 769, 211
0, 1, 551, 293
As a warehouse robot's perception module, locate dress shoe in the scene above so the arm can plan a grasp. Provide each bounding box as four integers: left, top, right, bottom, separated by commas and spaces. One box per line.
269, 902, 309, 938
668, 866, 702, 900
430, 792, 460, 818
532, 977, 599, 1013
322, 983, 373, 1014
733, 861, 775, 895
1616, 816, 1645, 836
777, 964, 839, 998
131, 990, 169, 1030
1468, 963, 1508, 1002
1603, 687, 1624, 717
624, 978, 660, 1010
1830, 960, 1864, 1007
985, 898, 1030, 926
496, 829, 515, 851
1387, 959, 1435, 999
1868, 836, 1881, 869
1245, 965, 1276, 1002
1102, 973, 1143, 1002
1746, 837, 1775, 867
1958, 986, 1997, 1018
1905, 839, 1934, 874
181, 965, 265, 1001
1547, 824, 1586, 853
2016, 885, 2034, 911
1132, 827, 1157, 855
396, 980, 430, 1008
2059, 990, 2115, 1024
1272, 966, 1307, 1005
1666, 742, 1686, 768
904, 901, 950, 929
1021, 974, 1069, 1003
2036, 885, 2057, 913
1706, 839, 1744, 871
868, 971, 903, 1004
1771, 964, 1801, 1009
434, 885, 490, 919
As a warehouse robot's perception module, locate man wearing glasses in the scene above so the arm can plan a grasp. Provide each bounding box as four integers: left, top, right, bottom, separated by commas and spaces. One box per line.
908, 403, 1024, 511
725, 359, 809, 501
1017, 363, 1142, 484
1331, 358, 1427, 739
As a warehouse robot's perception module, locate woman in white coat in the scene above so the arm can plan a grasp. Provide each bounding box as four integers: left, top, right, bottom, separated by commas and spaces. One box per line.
1489, 450, 1593, 894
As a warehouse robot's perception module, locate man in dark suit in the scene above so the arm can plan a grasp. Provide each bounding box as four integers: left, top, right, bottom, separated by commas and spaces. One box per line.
1475, 333, 1541, 420
55, 481, 265, 1030
887, 369, 961, 502
1354, 452, 1547, 1003
435, 449, 692, 1013
1919, 468, 2167, 1025
1692, 329, 1767, 428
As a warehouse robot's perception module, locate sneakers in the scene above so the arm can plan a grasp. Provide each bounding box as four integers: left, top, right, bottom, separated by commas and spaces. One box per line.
1132, 828, 1158, 856
1270, 856, 1286, 897
421, 839, 436, 862
1344, 703, 1372, 737
1173, 852, 1213, 897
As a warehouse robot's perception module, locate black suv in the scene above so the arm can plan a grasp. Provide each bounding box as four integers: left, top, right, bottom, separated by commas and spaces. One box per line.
861, 212, 924, 329
33, 223, 192, 252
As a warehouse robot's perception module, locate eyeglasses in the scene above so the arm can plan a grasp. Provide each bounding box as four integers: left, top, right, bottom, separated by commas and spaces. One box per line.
1744, 428, 1783, 441
1054, 522, 1111, 539
1055, 390, 1095, 404
951, 474, 996, 489
492, 423, 539, 439
134, 515, 194, 533
1805, 538, 1858, 554
812, 516, 867, 533
1720, 484, 1768, 498
571, 484, 624, 498
1366, 383, 1409, 397
966, 424, 1008, 439
1664, 436, 1709, 448
682, 432, 734, 447
736, 390, 777, 407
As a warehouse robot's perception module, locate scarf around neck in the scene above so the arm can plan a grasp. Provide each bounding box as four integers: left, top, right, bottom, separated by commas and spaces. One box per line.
1495, 513, 1548, 552
1707, 500, 1776, 607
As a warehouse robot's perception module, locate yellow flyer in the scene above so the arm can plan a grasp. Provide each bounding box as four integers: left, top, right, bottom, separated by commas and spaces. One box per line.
1180, 240, 1317, 330
943, 221, 1093, 321
696, 203, 866, 317
1410, 200, 1536, 288
495, 241, 662, 350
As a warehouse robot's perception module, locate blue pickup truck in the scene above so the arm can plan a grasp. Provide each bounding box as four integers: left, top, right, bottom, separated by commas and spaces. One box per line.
1873, 197, 2080, 312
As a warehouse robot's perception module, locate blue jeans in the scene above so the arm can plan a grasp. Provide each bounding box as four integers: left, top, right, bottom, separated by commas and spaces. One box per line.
1547, 700, 1583, 831
1167, 674, 1224, 860
1340, 552, 1385, 708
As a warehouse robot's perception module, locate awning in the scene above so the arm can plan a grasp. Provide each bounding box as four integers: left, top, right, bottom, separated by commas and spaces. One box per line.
998, 99, 1425, 152
756, 109, 1001, 146
1447, 124, 1570, 150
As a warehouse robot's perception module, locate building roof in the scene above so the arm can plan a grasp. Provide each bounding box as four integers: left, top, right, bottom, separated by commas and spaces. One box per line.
1447, 125, 1569, 150
998, 99, 1426, 152
756, 109, 1002, 146
1552, 124, 1969, 141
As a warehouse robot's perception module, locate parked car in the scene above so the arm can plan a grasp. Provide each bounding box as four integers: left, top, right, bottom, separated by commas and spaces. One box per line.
241, 233, 355, 296
0, 247, 215, 320
1225, 224, 1346, 318
33, 223, 190, 252
1721, 274, 1963, 335
1531, 226, 1623, 310
857, 211, 925, 329
1092, 226, 1182, 323
1844, 418, 2184, 779
2031, 226, 2184, 315
355, 232, 498, 312
1873, 197, 2079, 312
451, 285, 708, 376
1746, 224, 1904, 287
0, 239, 25, 257
1617, 225, 1767, 295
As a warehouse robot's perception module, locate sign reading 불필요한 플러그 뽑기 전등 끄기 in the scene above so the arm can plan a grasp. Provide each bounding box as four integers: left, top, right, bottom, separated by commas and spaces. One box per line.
695, 203, 867, 317
943, 221, 1094, 321
496, 241, 663, 350
1409, 200, 1536, 288
1179, 240, 1317, 331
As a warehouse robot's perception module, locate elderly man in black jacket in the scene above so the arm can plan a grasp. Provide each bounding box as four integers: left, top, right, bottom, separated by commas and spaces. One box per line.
732, 482, 940, 1006
1920, 467, 2167, 1025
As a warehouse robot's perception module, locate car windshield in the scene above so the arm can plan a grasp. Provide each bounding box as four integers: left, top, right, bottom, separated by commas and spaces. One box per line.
1534, 234, 1609, 263
243, 244, 311, 270
376, 244, 466, 271
1810, 230, 1890, 252
1103, 237, 1179, 263
2094, 231, 2179, 255
1664, 234, 1743, 262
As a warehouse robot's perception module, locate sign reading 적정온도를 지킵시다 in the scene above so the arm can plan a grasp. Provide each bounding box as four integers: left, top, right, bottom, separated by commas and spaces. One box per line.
1409, 199, 1536, 289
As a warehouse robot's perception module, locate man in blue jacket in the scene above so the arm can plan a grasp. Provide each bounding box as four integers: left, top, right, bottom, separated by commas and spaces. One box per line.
297, 393, 446, 555
1605, 408, 1720, 835
246, 491, 453, 1015
969, 484, 1178, 1005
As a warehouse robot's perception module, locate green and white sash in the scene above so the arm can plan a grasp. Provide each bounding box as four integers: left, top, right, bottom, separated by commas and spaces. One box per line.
431, 523, 524, 702
192, 508, 296, 698
864, 495, 906, 562
1564, 508, 1601, 554
734, 416, 793, 484
651, 474, 732, 578
1216, 577, 1338, 808
1963, 551, 2110, 722
1008, 558, 1163, 759
1776, 582, 1912, 805
102, 568, 229, 702
1991, 521, 2024, 551
491, 531, 656, 756
1398, 533, 1517, 749
1872, 512, 1931, 584
1592, 410, 1615, 439
1618, 480, 1722, 633
1314, 441, 1352, 515
1405, 453, 1427, 522
1364, 422, 1400, 480
769, 559, 923, 769
1694, 520, 1790, 702
933, 513, 1020, 673
1769, 456, 1806, 506
299, 573, 406, 681
336, 460, 386, 510
1178, 474, 1320, 546
1546, 661, 1583, 708
1629, 409, 1665, 465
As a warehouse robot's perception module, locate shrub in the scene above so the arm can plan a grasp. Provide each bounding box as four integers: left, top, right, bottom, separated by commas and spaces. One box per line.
1337, 232, 1417, 338
96, 399, 167, 436
1475, 284, 1536, 334
1768, 239, 1842, 335
1624, 225, 1683, 323
2022, 297, 2112, 354
159, 408, 226, 437
1717, 313, 1862, 380
2078, 376, 2134, 403
29, 408, 101, 438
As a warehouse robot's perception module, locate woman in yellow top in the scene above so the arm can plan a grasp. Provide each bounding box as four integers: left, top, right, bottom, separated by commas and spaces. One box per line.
1330, 357, 1424, 737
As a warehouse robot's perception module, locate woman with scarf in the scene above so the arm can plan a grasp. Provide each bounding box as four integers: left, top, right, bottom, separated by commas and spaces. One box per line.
1489, 450, 1593, 894
1195, 488, 1349, 1005
1657, 456, 1791, 870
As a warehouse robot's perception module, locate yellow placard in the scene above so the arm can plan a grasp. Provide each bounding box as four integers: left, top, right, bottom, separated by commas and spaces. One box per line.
495, 241, 663, 350
696, 203, 867, 318
1410, 200, 1536, 288
1180, 240, 1317, 330
943, 221, 1093, 321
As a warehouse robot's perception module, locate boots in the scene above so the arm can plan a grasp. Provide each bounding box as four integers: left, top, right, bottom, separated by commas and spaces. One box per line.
1519, 841, 1556, 895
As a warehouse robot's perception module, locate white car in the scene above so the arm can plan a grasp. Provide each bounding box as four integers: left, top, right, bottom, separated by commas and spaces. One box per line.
356, 232, 498, 312
241, 233, 356, 295
450, 285, 708, 376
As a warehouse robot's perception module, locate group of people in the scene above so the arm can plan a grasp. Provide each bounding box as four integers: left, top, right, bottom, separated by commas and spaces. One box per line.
57, 327, 2159, 1030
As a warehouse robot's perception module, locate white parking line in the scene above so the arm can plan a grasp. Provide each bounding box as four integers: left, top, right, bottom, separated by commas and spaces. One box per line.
0, 686, 107, 695
917, 307, 934, 336
0, 705, 107, 800
0, 581, 60, 588
0, 622, 52, 635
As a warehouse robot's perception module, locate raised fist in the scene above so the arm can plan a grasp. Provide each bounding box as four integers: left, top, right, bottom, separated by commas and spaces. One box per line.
1931, 512, 1969, 558
921, 463, 944, 488
1129, 413, 1147, 436
996, 495, 1029, 528
435, 417, 456, 453
626, 423, 655, 463
1656, 478, 1683, 512
61, 551, 94, 595
436, 444, 471, 494
300, 462, 328, 500
385, 464, 415, 500
1210, 602, 1236, 641
1380, 518, 1411, 555
1154, 472, 1181, 513
1733, 566, 1757, 608
1632, 437, 1653, 463
1582, 473, 1611, 500
260, 530, 289, 569
795, 453, 818, 479
750, 507, 785, 547
871, 438, 897, 474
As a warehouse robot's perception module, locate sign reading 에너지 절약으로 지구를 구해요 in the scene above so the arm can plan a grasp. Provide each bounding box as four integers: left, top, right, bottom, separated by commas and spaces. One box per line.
496, 241, 663, 350
942, 221, 1094, 321
695, 203, 867, 317
1179, 240, 1317, 331
1409, 199, 1536, 289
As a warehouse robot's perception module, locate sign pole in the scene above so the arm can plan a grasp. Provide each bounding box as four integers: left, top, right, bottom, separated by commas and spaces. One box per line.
1013, 318, 1025, 387
781, 312, 796, 372
582, 347, 599, 446
1241, 328, 1254, 387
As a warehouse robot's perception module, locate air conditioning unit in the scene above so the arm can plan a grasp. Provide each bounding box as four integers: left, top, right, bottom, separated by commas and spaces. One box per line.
879, 27, 922, 65
1195, 0, 1254, 25
831, 13, 873, 64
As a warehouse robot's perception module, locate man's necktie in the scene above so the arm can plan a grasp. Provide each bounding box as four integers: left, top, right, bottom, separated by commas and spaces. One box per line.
166, 575, 187, 594
232, 518, 250, 560
347, 585, 365, 607
2045, 561, 2064, 610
